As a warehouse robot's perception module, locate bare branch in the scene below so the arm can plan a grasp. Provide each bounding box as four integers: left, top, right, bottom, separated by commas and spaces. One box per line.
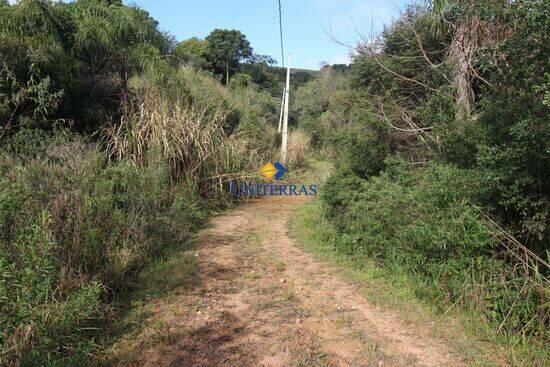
323, 19, 357, 50
376, 97, 432, 133
407, 18, 453, 84
468, 59, 493, 87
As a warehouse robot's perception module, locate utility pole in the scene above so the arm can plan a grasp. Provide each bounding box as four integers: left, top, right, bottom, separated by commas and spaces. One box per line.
278, 87, 285, 133
281, 53, 290, 163
226, 61, 229, 85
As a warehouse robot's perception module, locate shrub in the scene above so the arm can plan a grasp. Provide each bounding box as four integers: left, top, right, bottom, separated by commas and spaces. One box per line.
436, 118, 484, 168
0, 130, 204, 365
0, 211, 102, 366
322, 160, 549, 338
328, 125, 389, 178
107, 67, 276, 204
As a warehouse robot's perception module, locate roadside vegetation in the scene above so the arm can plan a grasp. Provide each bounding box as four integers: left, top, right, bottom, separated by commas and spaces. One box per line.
0, 0, 285, 365
293, 0, 549, 364
1, 0, 548, 365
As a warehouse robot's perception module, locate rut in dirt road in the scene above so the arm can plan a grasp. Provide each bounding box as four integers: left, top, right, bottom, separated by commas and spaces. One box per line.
111, 197, 467, 367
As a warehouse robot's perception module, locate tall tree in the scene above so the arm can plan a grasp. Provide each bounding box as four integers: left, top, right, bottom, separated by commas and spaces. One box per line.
433, 0, 476, 119
0, 0, 172, 133
205, 29, 253, 84
427, 0, 507, 119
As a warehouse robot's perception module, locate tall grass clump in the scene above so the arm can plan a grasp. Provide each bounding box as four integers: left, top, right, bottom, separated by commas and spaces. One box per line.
106, 67, 276, 204
322, 158, 549, 348
285, 130, 311, 170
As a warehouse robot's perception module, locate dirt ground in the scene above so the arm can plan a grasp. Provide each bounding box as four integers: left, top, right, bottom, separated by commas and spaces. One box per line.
109, 196, 468, 367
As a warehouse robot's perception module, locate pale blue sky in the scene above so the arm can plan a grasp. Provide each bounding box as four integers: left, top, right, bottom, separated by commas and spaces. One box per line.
124, 0, 413, 70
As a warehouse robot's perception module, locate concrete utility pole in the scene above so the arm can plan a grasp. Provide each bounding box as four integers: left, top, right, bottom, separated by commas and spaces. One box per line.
278, 87, 285, 133
226, 61, 229, 85
281, 53, 291, 163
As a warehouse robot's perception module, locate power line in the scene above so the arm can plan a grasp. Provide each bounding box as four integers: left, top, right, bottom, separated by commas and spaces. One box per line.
277, 0, 284, 67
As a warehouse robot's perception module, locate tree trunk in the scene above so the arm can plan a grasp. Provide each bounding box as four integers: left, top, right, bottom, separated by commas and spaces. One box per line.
449, 18, 478, 120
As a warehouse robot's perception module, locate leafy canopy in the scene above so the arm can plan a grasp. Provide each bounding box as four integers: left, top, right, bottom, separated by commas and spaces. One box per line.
205, 29, 253, 82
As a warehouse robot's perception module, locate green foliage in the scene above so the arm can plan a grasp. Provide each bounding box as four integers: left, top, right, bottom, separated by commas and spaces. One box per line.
328, 125, 389, 177
0, 63, 64, 135
293, 67, 391, 175
297, 0, 549, 247
204, 29, 253, 83
0, 0, 287, 137
233, 85, 278, 150
175, 37, 210, 69
322, 160, 548, 340
436, 118, 484, 167
228, 72, 252, 89
330, 64, 349, 73
0, 208, 102, 365
0, 130, 206, 365
476, 0, 550, 246
293, 68, 350, 148
0, 0, 173, 132
174, 33, 285, 94
238, 56, 280, 94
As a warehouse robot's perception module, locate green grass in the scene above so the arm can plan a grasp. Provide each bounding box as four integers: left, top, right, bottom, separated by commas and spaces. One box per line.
284, 156, 333, 185
289, 198, 550, 366
131, 247, 199, 298
290, 198, 420, 308
100, 239, 200, 363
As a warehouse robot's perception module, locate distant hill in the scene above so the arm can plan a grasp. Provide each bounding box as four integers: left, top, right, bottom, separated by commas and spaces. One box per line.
271, 66, 319, 74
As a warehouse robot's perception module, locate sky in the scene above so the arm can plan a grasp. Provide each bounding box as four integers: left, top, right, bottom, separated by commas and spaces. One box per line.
123, 0, 412, 70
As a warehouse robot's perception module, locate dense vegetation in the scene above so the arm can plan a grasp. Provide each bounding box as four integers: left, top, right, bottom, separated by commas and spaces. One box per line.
294, 0, 549, 361
1, 0, 548, 365
0, 0, 284, 365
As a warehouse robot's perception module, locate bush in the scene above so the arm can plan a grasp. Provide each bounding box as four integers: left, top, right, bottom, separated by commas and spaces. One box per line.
0, 130, 204, 365
436, 118, 484, 168
0, 0, 172, 133
322, 160, 548, 339
109, 67, 277, 203
328, 125, 389, 178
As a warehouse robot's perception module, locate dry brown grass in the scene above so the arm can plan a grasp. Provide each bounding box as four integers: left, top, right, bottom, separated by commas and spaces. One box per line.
104, 88, 268, 201
285, 130, 310, 170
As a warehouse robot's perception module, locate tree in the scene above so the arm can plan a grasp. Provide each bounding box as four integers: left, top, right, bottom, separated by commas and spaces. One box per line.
0, 0, 171, 133
205, 29, 252, 84
426, 0, 476, 119
426, 0, 509, 119
175, 37, 210, 69
476, 0, 550, 246
239, 54, 280, 94
331, 64, 350, 73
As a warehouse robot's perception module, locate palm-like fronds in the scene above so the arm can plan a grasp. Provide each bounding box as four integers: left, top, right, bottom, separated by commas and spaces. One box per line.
423, 0, 448, 36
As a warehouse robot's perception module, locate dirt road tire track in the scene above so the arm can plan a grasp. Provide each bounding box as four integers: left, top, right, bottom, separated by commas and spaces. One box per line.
111, 196, 466, 367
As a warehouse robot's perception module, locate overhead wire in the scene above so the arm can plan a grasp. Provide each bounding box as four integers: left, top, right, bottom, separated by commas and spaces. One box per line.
277, 0, 285, 67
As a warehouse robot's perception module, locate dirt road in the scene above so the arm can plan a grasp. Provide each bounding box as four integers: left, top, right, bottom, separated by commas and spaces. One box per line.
111, 196, 467, 366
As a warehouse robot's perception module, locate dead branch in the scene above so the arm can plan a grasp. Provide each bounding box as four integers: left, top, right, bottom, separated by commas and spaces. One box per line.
408, 19, 453, 85
376, 97, 432, 134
